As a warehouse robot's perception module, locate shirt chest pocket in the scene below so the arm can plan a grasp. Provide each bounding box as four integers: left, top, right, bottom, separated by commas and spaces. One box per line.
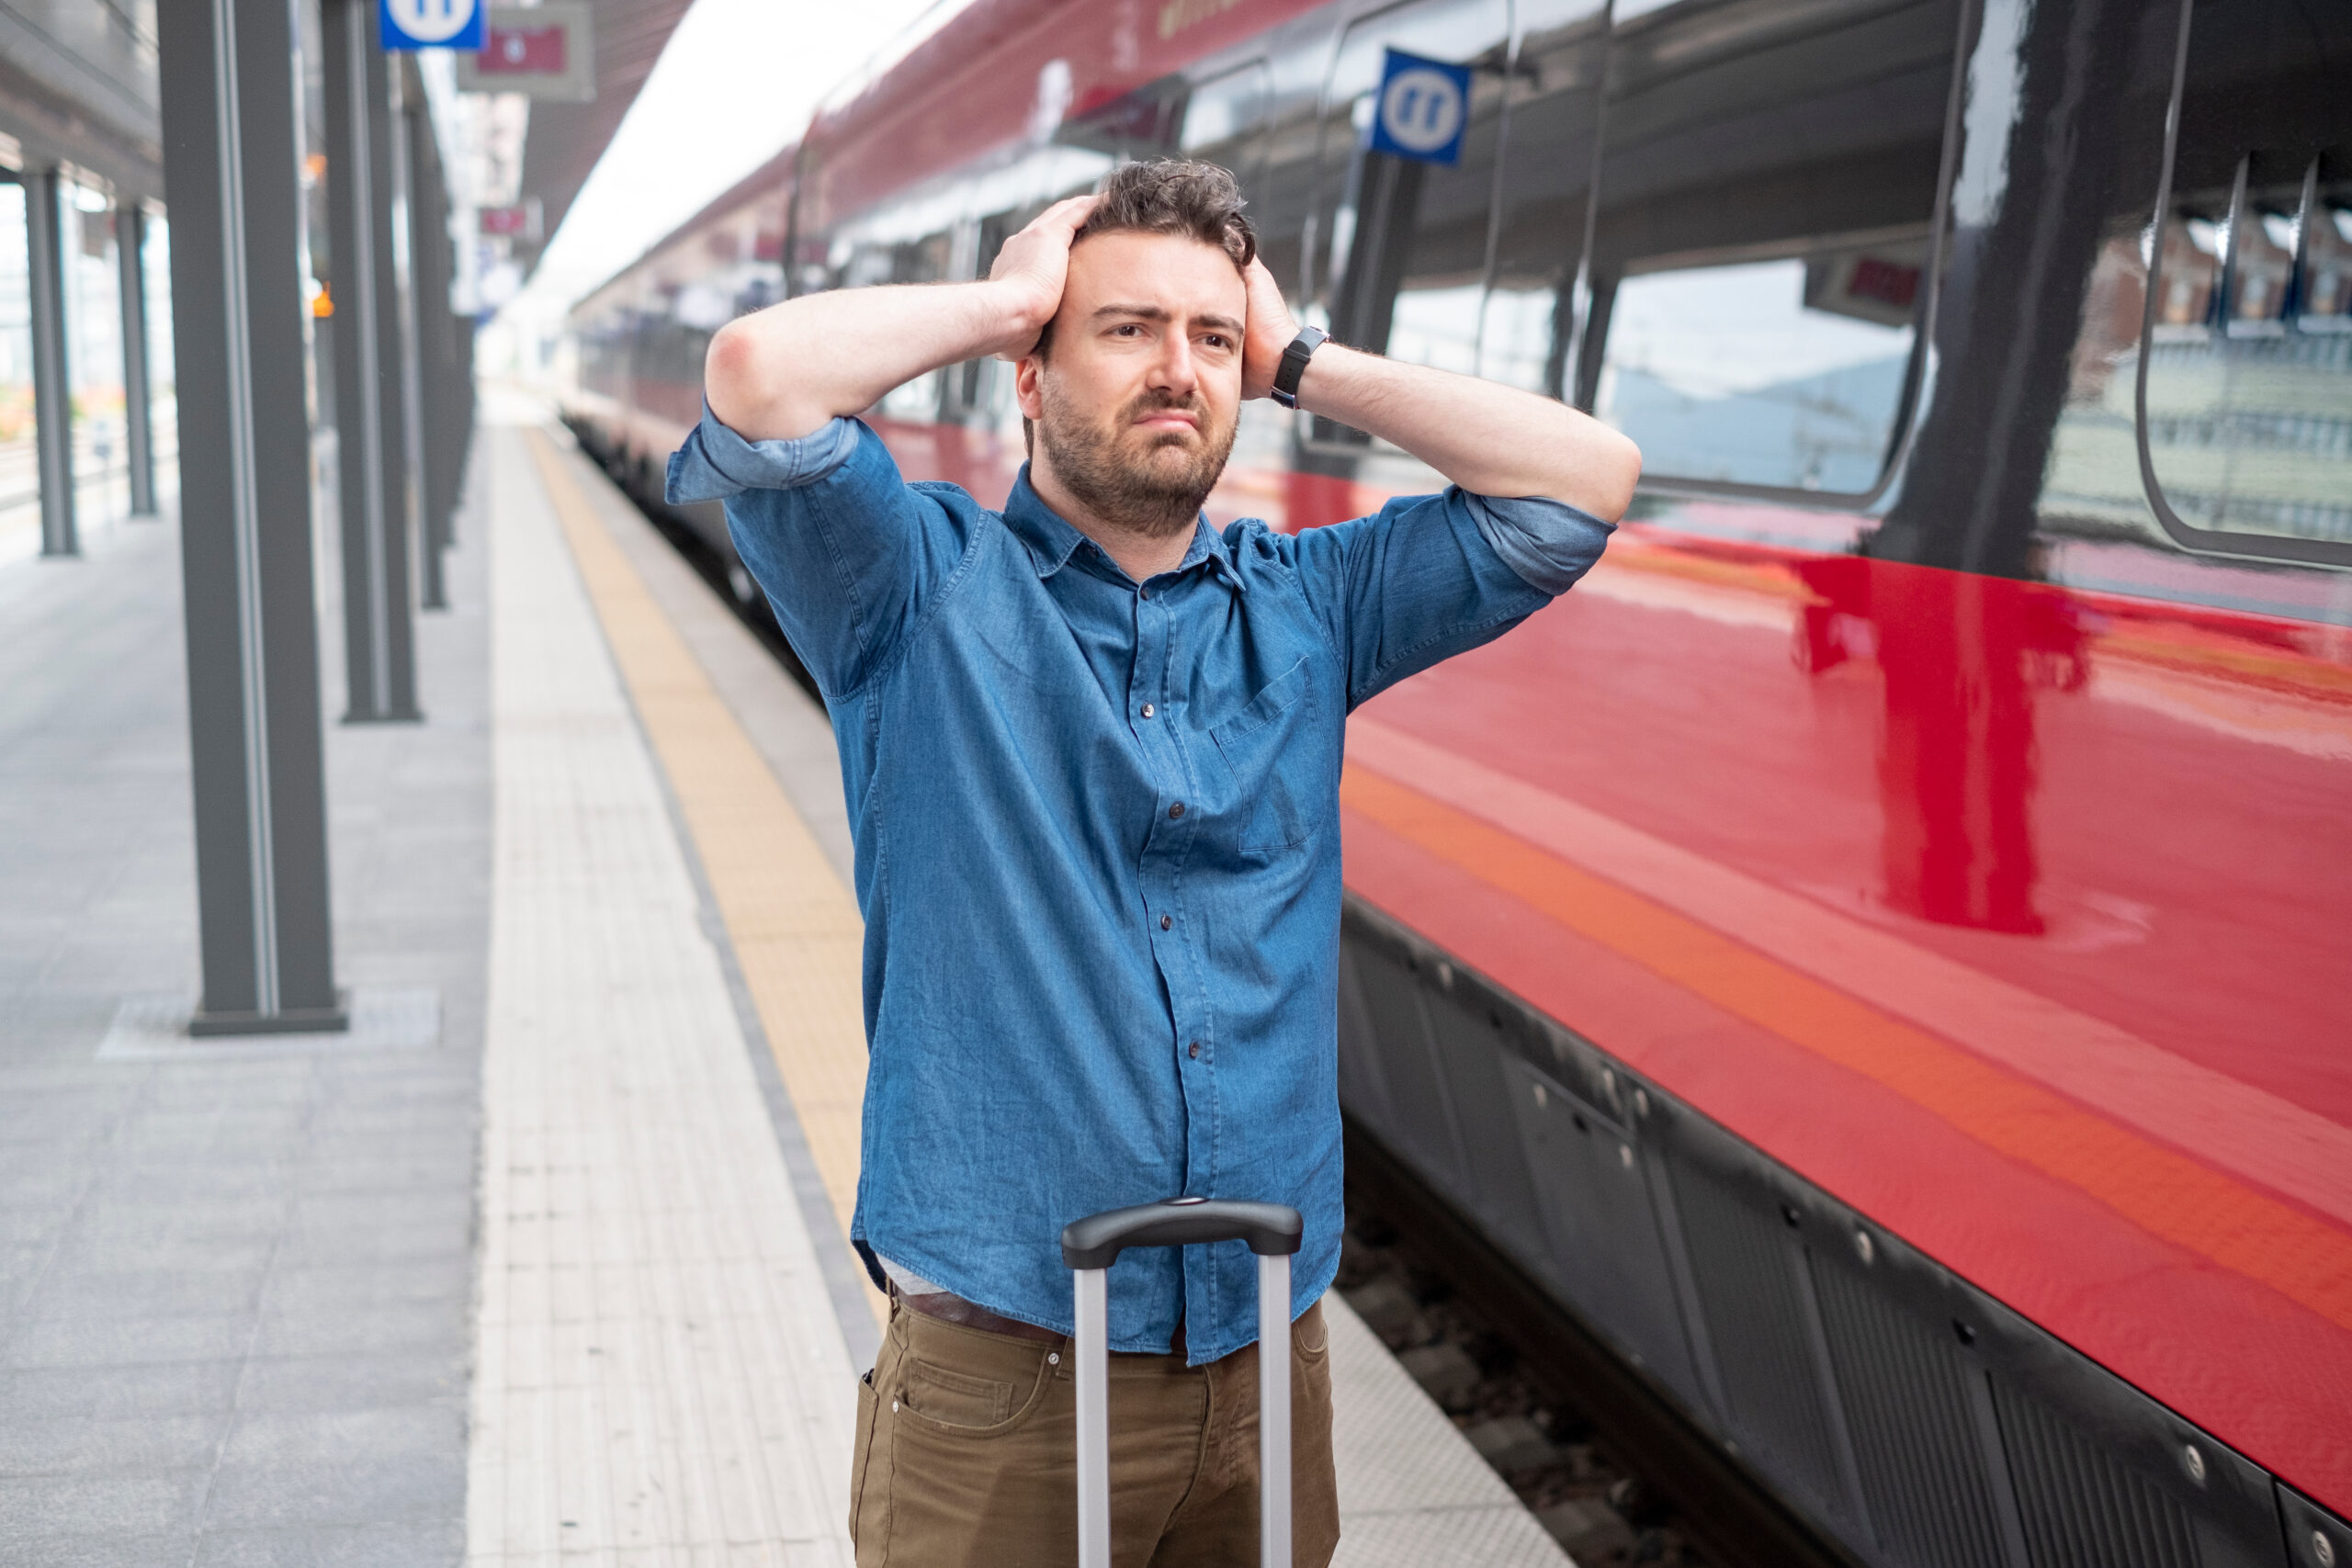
1205, 658, 1318, 855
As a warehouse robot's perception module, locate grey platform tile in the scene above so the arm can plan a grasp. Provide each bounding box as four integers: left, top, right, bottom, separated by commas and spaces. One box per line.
0, 1466, 209, 1539
234, 1350, 466, 1416
0, 1166, 98, 1210
201, 1407, 464, 1529
18, 1261, 273, 1322
274, 1219, 471, 1271
0, 1359, 243, 1421
0, 1412, 224, 1477
87, 1165, 303, 1207
47, 1229, 277, 1280
287, 1189, 473, 1239
284, 1138, 479, 1193
259, 1255, 474, 1315
0, 1207, 69, 1249
67, 1199, 293, 1251
3, 1313, 256, 1371
249, 1294, 466, 1360
0, 1085, 141, 1137
191, 1518, 464, 1568
0, 1530, 195, 1568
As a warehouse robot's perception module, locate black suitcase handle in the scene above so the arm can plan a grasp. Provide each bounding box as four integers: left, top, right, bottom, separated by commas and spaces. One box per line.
1060, 1197, 1304, 1270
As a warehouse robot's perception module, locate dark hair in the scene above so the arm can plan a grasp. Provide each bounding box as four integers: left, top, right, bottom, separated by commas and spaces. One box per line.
1023, 160, 1255, 453
1082, 159, 1256, 270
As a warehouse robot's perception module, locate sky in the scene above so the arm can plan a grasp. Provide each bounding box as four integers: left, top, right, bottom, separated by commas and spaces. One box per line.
503, 0, 956, 323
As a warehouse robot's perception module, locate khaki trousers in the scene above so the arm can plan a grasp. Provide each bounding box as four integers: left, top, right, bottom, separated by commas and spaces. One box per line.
850, 1297, 1340, 1567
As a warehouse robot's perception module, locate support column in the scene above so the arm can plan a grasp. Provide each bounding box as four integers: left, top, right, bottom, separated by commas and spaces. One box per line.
401, 58, 455, 607
117, 201, 156, 517
157, 0, 345, 1034
321, 0, 421, 723
390, 60, 436, 612
27, 167, 74, 557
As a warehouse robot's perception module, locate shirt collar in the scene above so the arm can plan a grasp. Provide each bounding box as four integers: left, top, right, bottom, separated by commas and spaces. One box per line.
1004, 466, 1249, 594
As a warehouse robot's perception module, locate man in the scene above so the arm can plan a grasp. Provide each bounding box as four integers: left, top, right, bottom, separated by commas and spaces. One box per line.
669, 160, 1638, 1566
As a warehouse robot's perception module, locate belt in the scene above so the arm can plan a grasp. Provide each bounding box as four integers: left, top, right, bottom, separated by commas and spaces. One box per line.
892, 1283, 1066, 1345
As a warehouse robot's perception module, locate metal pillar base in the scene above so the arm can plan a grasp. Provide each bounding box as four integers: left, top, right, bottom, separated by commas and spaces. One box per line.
189, 994, 351, 1038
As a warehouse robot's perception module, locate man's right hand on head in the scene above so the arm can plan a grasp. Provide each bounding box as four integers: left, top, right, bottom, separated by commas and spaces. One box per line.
987, 195, 1099, 361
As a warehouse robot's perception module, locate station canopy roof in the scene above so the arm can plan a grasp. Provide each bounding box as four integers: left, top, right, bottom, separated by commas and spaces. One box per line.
508, 0, 696, 278
0, 2, 164, 200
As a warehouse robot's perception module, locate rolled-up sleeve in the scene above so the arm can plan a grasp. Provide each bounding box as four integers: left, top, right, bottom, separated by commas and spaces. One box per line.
1466, 493, 1615, 596
665, 408, 861, 502
663, 408, 975, 703
1285, 487, 1614, 709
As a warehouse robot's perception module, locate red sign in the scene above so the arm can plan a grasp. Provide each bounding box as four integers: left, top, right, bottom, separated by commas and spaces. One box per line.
478, 24, 565, 74
479, 206, 532, 236
1849, 255, 1921, 310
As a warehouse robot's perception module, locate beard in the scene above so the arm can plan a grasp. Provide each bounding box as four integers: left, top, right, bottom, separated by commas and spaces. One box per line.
1035, 378, 1238, 538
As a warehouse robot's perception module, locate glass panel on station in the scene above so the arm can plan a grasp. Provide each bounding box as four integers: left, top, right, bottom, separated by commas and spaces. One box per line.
68, 183, 121, 519
1583, 0, 1961, 496
0, 181, 30, 557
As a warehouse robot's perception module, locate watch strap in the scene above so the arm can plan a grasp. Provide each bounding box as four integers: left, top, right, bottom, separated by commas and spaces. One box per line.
1270, 325, 1329, 410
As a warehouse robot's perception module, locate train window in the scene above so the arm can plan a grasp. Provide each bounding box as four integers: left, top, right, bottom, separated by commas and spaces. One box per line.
1598, 243, 1926, 492
1181, 62, 1272, 192
2132, 0, 2352, 564
877, 231, 955, 421
1308, 0, 1511, 443
1478, 0, 1610, 395
1582, 0, 1962, 499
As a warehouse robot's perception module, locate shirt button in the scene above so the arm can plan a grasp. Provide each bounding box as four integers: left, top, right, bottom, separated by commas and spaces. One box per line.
1159, 914, 1171, 931
1188, 1041, 1202, 1060
1169, 802, 1185, 819
1141, 703, 1155, 719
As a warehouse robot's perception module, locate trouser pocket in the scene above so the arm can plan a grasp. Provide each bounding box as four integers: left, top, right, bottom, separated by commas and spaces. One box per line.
849, 1366, 880, 1544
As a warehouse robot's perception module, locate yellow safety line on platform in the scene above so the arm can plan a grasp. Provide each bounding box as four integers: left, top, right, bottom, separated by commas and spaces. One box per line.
523, 427, 883, 1333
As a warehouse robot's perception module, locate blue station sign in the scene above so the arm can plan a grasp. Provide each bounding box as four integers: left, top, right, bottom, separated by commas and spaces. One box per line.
380, 0, 485, 51
1369, 48, 1472, 165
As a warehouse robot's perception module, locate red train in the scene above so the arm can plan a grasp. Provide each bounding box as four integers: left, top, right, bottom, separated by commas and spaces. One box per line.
562, 0, 2352, 1559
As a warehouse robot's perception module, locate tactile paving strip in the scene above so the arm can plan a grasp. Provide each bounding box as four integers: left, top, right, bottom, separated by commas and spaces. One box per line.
468, 422, 856, 1565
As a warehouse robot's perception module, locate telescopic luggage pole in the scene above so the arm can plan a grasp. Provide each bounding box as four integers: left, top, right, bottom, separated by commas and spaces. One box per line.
1061, 1198, 1306, 1568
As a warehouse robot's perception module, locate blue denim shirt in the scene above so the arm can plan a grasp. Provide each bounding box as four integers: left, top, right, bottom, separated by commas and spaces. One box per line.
668, 411, 1611, 1361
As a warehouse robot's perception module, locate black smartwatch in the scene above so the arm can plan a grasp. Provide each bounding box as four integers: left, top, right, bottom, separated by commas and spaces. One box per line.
1270, 325, 1329, 410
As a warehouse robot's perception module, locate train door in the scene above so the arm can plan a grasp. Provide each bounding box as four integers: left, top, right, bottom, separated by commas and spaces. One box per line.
1577, 0, 1962, 498
1478, 0, 1611, 399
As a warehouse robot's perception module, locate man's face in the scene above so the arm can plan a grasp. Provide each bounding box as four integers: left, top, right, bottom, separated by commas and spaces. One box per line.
1017, 229, 1248, 536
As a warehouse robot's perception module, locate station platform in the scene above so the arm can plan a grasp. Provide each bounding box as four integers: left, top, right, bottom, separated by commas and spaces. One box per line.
0, 399, 1570, 1566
